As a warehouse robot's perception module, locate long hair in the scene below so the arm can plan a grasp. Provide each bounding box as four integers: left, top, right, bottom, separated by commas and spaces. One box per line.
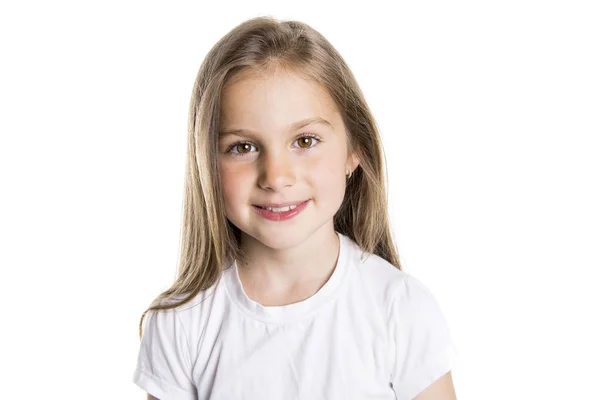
139, 16, 401, 338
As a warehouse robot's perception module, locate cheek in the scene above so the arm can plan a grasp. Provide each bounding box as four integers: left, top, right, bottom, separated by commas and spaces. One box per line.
307, 157, 346, 204
219, 161, 250, 206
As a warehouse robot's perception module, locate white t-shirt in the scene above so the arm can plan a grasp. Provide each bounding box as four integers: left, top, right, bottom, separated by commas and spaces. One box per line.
133, 232, 459, 400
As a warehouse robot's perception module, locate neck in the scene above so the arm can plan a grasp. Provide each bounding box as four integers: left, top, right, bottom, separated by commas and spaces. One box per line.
236, 225, 340, 295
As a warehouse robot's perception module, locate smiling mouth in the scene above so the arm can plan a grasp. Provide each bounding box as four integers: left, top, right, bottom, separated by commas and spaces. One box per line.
256, 204, 297, 212
253, 200, 309, 212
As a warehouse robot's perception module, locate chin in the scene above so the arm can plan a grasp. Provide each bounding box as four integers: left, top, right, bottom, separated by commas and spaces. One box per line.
245, 229, 308, 250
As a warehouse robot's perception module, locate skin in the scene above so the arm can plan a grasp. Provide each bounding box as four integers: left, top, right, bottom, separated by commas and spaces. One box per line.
217, 66, 359, 304
413, 371, 457, 400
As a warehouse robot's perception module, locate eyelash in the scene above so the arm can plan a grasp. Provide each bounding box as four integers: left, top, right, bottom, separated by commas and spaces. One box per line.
225, 134, 322, 156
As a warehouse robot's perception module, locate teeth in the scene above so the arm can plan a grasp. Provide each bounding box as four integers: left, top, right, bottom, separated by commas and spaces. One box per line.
264, 204, 298, 212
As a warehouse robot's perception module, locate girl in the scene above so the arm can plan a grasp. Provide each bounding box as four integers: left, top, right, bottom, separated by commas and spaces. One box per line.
134, 16, 459, 400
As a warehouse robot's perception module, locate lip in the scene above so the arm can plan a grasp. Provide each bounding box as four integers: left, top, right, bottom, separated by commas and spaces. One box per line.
252, 200, 310, 221
253, 200, 309, 208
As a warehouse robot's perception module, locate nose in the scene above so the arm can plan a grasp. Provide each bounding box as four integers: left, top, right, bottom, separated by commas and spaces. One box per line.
258, 149, 296, 191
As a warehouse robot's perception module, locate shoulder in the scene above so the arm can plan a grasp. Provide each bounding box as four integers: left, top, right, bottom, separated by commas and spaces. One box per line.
345, 237, 410, 301
144, 274, 228, 344
344, 236, 448, 328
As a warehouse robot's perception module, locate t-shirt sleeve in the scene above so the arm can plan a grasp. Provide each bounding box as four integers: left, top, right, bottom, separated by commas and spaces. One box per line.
133, 308, 197, 400
388, 275, 460, 400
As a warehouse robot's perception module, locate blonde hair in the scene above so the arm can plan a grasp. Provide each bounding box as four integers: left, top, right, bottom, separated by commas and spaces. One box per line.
139, 16, 401, 338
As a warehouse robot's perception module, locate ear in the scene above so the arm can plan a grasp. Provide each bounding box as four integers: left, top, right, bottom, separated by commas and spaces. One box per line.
346, 151, 360, 173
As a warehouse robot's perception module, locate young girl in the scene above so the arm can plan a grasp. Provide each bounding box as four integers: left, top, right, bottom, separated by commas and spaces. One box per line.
134, 16, 459, 400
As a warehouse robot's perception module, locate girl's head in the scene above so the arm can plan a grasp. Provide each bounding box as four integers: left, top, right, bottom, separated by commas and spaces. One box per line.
140, 16, 400, 335
219, 65, 359, 252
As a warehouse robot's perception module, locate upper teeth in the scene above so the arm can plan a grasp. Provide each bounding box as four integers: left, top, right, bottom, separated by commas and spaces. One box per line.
264, 204, 298, 212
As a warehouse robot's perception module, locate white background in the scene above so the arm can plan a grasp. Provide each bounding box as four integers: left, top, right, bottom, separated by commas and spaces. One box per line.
1, 1, 598, 399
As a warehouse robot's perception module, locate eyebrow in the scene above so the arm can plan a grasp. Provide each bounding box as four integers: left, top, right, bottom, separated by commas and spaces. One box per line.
219, 117, 332, 138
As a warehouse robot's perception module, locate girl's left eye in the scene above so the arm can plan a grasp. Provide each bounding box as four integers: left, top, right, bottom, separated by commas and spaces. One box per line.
294, 135, 320, 149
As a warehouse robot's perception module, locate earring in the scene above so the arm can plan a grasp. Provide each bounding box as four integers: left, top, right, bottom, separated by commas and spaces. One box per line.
346, 168, 352, 180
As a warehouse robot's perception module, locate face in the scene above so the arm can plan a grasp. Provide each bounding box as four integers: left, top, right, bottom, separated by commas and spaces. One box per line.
218, 67, 359, 251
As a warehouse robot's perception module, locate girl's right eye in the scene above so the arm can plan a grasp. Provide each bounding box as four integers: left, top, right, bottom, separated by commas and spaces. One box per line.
227, 142, 257, 156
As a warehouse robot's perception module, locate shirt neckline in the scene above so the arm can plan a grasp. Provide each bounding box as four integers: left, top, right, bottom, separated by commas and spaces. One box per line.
223, 232, 352, 324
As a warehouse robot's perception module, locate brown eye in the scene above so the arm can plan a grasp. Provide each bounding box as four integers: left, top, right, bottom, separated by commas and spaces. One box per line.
236, 143, 252, 153
228, 142, 257, 155
297, 137, 315, 148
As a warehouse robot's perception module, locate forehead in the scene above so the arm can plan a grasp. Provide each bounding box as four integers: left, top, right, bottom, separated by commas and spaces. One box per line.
220, 68, 341, 130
